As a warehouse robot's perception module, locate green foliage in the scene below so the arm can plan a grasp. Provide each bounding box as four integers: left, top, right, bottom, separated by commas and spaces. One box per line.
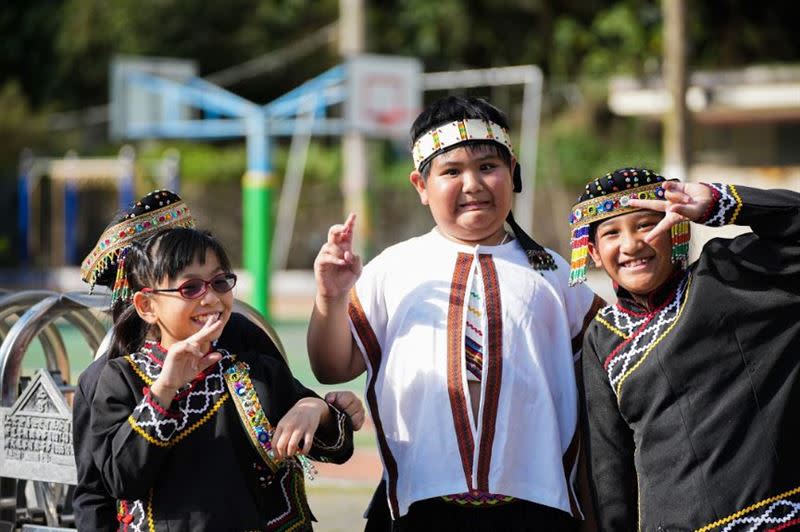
137, 140, 346, 186
539, 101, 661, 186
273, 141, 343, 186
552, 3, 662, 81
0, 81, 55, 173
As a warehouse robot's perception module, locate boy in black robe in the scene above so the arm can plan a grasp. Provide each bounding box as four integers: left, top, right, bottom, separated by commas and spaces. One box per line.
568, 169, 800, 531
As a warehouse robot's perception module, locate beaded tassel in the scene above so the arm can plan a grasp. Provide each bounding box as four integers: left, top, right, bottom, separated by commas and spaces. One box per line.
526, 249, 557, 271
569, 225, 590, 285
670, 220, 690, 268
111, 249, 132, 304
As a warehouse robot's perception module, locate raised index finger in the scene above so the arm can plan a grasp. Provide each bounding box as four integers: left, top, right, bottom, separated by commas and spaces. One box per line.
343, 212, 356, 234
644, 212, 684, 244
187, 315, 224, 344
627, 198, 668, 212
327, 213, 357, 245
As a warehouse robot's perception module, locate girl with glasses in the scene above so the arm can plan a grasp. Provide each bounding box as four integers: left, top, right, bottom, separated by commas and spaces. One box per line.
90, 227, 354, 531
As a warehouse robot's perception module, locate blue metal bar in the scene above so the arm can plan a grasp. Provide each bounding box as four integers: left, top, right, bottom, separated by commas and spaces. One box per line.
17, 161, 31, 266
187, 77, 262, 115
118, 154, 135, 209
267, 85, 347, 119
64, 180, 78, 265
246, 114, 269, 172
269, 118, 346, 136
125, 119, 247, 139
128, 72, 259, 118
264, 65, 345, 116
125, 118, 347, 138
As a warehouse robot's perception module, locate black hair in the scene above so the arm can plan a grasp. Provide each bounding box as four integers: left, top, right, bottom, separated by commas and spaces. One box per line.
588, 223, 598, 244
109, 227, 232, 358
411, 96, 513, 180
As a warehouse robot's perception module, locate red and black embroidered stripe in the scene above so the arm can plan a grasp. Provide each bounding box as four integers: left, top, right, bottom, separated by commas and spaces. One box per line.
348, 290, 401, 518
476, 254, 503, 492
447, 253, 476, 490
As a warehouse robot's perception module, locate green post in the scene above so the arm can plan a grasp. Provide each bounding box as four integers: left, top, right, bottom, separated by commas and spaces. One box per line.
243, 114, 272, 319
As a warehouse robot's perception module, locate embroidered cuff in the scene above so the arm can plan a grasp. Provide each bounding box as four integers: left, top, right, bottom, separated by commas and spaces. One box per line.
702, 183, 743, 227
142, 386, 181, 418
697, 183, 721, 224
312, 404, 349, 454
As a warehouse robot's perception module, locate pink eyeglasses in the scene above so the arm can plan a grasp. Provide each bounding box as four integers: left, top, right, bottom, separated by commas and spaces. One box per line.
141, 272, 237, 300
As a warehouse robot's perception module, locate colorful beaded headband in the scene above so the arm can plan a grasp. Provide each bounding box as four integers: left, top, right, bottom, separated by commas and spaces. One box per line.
568, 168, 689, 286
412, 119, 515, 170
570, 181, 667, 229
81, 191, 194, 299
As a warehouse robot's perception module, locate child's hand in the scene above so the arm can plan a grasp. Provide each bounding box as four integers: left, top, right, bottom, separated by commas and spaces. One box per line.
325, 390, 365, 431
628, 181, 714, 243
150, 317, 224, 405
271, 397, 328, 460
314, 213, 363, 300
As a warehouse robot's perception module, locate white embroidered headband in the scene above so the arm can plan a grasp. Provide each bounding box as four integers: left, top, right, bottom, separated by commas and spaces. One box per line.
412, 119, 515, 170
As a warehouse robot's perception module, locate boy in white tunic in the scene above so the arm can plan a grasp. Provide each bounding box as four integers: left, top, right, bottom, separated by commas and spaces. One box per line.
308, 96, 602, 531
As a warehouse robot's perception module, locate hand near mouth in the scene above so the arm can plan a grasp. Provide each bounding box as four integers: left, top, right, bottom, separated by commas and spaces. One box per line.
150, 316, 225, 405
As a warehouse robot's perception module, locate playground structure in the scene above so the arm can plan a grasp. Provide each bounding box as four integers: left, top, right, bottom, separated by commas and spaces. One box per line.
17, 147, 181, 268
110, 54, 543, 320
0, 289, 285, 530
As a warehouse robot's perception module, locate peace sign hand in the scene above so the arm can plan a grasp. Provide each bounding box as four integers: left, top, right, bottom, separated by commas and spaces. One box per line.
314, 213, 363, 300
628, 181, 713, 243
150, 317, 224, 406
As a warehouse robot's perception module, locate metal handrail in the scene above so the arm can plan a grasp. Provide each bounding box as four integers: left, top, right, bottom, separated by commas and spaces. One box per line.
0, 295, 106, 408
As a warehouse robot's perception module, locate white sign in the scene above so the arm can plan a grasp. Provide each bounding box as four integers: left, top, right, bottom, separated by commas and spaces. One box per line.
346, 55, 422, 139
0, 370, 76, 484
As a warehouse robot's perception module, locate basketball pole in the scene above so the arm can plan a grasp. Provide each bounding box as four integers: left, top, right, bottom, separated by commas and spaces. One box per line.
243, 113, 272, 319
340, 0, 370, 258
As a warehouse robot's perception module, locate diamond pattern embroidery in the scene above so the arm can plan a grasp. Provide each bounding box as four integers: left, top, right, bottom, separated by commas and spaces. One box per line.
126, 345, 232, 444
603, 276, 690, 397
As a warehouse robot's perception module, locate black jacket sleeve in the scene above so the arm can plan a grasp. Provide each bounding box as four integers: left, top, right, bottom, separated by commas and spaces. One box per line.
581, 328, 638, 532
90, 359, 173, 501
702, 184, 800, 275
705, 183, 800, 241
72, 355, 118, 532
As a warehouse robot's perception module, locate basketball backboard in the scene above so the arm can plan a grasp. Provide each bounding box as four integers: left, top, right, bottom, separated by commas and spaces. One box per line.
110, 56, 198, 139
345, 55, 422, 139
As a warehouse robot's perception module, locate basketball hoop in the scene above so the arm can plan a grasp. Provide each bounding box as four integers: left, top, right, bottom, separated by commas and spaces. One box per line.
368, 108, 416, 139
345, 55, 422, 139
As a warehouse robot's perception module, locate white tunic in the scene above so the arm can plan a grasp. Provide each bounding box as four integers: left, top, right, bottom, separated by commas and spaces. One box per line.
348, 229, 596, 518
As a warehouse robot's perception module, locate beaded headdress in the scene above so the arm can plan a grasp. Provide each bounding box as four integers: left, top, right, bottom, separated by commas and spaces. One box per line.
568, 168, 690, 286
81, 190, 194, 302
412, 117, 555, 271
